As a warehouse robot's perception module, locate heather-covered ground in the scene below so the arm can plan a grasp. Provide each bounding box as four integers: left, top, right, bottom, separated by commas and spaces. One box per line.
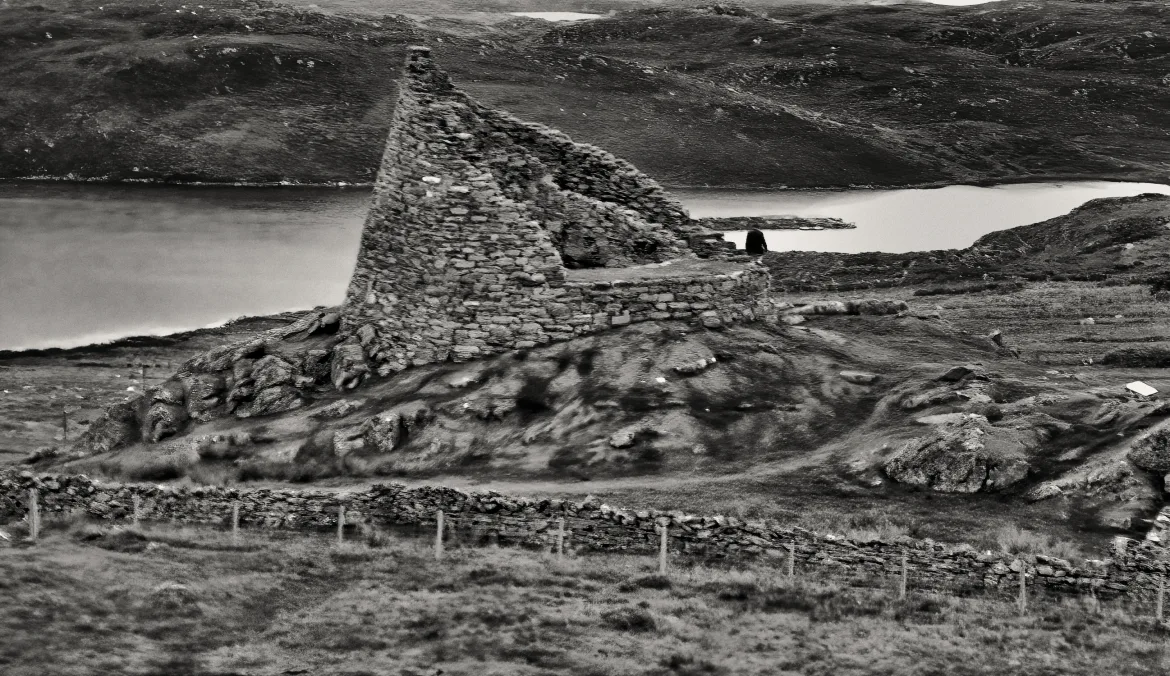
1, 0, 1167, 188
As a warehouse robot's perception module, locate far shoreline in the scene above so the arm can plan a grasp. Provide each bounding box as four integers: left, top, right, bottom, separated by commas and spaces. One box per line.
2, 170, 1167, 193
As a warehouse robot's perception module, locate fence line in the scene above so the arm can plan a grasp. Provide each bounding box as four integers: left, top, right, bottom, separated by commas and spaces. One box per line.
3, 471, 1169, 609
11, 498, 1170, 622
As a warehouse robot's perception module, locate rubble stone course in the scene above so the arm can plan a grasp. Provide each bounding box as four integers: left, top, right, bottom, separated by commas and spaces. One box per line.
3, 469, 1166, 598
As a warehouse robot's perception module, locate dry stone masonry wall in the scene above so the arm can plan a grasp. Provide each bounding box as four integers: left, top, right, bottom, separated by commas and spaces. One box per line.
3, 470, 1167, 599
339, 46, 758, 373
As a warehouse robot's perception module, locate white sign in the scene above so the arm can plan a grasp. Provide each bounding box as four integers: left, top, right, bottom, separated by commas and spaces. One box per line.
1126, 381, 1158, 397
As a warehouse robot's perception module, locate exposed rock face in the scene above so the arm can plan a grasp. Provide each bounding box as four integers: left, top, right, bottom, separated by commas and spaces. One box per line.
145, 402, 188, 443
182, 373, 227, 422
884, 416, 1032, 492
313, 399, 364, 420
238, 385, 304, 418
251, 355, 296, 390
72, 395, 144, 455
363, 404, 436, 454
330, 342, 369, 391
1128, 423, 1170, 473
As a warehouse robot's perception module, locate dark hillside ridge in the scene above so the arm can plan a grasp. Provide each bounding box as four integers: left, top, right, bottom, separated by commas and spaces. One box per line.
0, 0, 1167, 187
763, 193, 1170, 291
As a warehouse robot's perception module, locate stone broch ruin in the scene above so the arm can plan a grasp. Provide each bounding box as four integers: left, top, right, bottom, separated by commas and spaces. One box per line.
343, 46, 769, 372
64, 46, 776, 452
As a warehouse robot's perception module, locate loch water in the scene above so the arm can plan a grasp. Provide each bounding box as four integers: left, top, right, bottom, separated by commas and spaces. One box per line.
1, 180, 1167, 351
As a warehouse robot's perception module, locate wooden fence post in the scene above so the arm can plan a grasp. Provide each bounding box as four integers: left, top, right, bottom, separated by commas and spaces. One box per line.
899, 552, 908, 601
132, 494, 141, 528
1018, 565, 1028, 615
1158, 575, 1165, 624
557, 517, 565, 559
787, 542, 795, 580
658, 524, 668, 575
28, 488, 39, 542
435, 511, 444, 560
337, 505, 346, 545
231, 502, 240, 544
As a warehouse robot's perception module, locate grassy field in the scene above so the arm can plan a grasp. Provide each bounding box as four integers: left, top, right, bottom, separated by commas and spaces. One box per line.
773, 282, 1170, 366
1, 517, 1167, 675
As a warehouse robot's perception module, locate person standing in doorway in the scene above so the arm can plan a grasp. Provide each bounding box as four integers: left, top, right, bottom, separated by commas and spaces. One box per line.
745, 229, 768, 255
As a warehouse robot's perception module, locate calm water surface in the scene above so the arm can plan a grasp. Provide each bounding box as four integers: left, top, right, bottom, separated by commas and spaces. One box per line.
2, 181, 1167, 351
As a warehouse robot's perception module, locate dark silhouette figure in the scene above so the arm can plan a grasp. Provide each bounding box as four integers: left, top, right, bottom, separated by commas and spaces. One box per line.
745, 229, 768, 255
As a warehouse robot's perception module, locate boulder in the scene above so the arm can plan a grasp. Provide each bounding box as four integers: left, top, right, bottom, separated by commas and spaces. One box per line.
793, 301, 849, 316
312, 399, 364, 419
901, 386, 963, 410
237, 386, 303, 418
364, 411, 404, 453
331, 341, 369, 391
149, 379, 187, 406
884, 416, 1032, 492
333, 427, 366, 457
1128, 424, 1170, 473
609, 422, 656, 449
446, 397, 516, 421
71, 394, 144, 455
182, 373, 227, 422
839, 370, 879, 385
185, 337, 265, 374
847, 299, 909, 315
251, 355, 296, 390
145, 402, 188, 442
937, 365, 983, 382
302, 349, 333, 384
232, 358, 256, 383
675, 357, 716, 376
363, 403, 435, 453
1026, 482, 1063, 502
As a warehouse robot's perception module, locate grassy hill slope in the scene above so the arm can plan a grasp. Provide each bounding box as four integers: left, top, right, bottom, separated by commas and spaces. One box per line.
1, 0, 1167, 187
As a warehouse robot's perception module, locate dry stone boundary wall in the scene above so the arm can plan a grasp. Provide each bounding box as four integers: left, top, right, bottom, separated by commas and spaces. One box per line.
3, 470, 1167, 599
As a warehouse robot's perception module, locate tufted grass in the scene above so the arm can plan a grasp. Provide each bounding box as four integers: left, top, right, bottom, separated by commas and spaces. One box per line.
1, 520, 1167, 675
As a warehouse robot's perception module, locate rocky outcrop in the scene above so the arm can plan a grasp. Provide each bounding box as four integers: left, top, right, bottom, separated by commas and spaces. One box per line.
72, 394, 144, 455
363, 404, 436, 454
1128, 423, 1170, 473
884, 415, 1032, 492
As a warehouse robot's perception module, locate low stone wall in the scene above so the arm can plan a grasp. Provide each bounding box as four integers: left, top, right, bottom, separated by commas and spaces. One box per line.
3, 470, 1167, 599
554, 267, 772, 333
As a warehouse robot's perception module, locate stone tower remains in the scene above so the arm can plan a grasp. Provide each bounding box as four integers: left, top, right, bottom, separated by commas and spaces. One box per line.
341, 47, 768, 373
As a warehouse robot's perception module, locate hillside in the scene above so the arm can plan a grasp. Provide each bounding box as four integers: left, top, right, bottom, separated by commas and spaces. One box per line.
1, 0, 1168, 187
764, 193, 1170, 290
